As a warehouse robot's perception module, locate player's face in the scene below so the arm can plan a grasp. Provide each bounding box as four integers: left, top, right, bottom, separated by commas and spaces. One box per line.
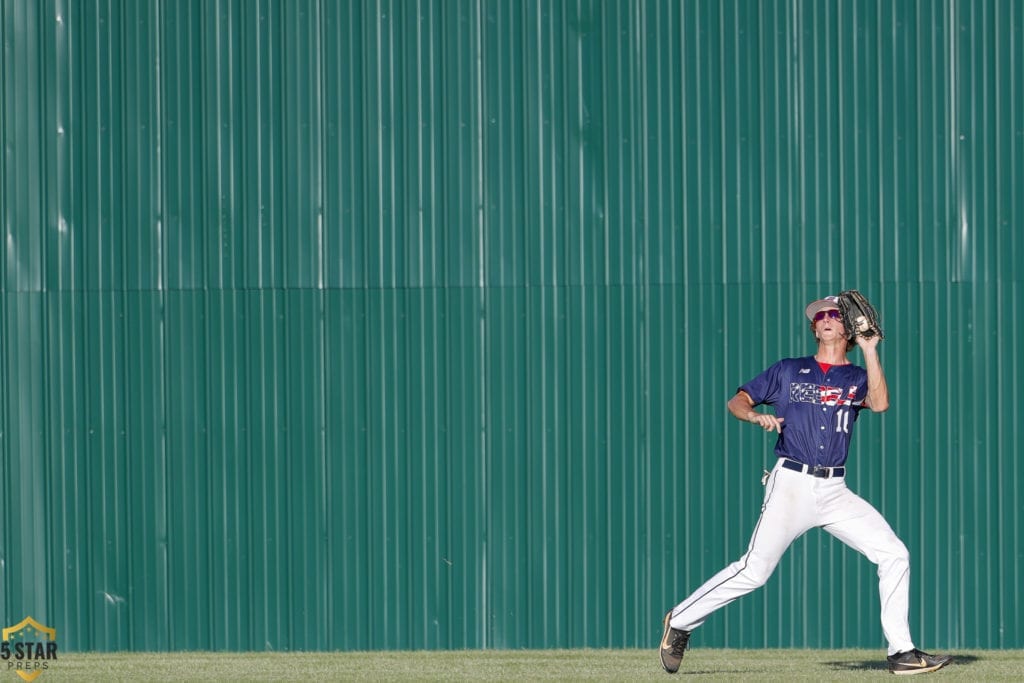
814, 308, 845, 336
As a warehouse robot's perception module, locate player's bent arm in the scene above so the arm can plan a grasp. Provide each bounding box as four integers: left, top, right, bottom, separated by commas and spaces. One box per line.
728, 391, 756, 422
729, 391, 785, 431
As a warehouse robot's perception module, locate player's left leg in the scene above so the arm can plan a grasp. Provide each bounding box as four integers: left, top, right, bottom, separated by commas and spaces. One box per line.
820, 483, 954, 674
817, 481, 914, 655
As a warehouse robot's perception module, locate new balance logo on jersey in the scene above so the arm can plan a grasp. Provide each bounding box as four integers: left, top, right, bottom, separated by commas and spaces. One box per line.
790, 382, 860, 406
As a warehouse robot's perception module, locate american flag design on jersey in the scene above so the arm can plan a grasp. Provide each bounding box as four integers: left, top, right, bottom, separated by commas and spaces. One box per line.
790, 383, 861, 406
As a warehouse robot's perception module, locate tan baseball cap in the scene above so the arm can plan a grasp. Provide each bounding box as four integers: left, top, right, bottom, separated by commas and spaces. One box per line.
805, 295, 840, 321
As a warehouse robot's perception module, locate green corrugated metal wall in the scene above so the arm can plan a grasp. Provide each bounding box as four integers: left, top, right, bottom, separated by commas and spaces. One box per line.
1, 0, 1021, 652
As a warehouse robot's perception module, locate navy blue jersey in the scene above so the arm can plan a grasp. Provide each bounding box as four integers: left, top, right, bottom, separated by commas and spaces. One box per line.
739, 356, 870, 467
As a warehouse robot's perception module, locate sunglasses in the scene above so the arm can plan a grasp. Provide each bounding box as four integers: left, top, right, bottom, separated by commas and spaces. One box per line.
813, 309, 842, 322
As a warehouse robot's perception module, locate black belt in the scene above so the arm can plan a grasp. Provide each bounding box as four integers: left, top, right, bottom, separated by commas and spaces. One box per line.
781, 458, 845, 478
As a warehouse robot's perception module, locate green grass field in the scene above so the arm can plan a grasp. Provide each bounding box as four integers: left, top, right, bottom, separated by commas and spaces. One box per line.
33, 648, 1024, 681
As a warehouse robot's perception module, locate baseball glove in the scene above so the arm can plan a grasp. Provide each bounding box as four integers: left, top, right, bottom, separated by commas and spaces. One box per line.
837, 290, 884, 340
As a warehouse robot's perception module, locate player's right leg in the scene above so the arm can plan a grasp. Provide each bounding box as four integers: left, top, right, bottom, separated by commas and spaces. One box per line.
660, 462, 814, 672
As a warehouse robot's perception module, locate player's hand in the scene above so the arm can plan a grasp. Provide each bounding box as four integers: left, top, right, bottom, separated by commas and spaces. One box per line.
854, 333, 881, 352
748, 413, 784, 432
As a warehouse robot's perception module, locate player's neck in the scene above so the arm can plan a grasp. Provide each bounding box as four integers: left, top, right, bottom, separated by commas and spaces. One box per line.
814, 342, 849, 365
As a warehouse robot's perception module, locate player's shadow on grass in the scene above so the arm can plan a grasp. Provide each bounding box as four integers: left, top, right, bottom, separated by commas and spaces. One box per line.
825, 654, 977, 672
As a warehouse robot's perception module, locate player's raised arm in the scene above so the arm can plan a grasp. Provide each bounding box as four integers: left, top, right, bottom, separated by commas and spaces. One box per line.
856, 335, 889, 412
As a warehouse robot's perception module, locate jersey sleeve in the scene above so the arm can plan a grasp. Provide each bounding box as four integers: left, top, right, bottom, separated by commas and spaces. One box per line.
738, 360, 787, 407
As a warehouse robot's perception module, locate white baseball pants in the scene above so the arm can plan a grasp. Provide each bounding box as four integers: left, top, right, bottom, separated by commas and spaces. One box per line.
669, 458, 915, 655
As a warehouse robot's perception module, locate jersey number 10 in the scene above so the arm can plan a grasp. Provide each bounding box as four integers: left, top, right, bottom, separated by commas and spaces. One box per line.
835, 408, 851, 434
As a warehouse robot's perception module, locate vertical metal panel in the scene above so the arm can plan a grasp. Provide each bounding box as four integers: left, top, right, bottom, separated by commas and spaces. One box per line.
1, 0, 1021, 652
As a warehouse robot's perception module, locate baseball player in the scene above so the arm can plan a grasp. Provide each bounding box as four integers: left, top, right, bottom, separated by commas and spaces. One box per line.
659, 295, 952, 676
